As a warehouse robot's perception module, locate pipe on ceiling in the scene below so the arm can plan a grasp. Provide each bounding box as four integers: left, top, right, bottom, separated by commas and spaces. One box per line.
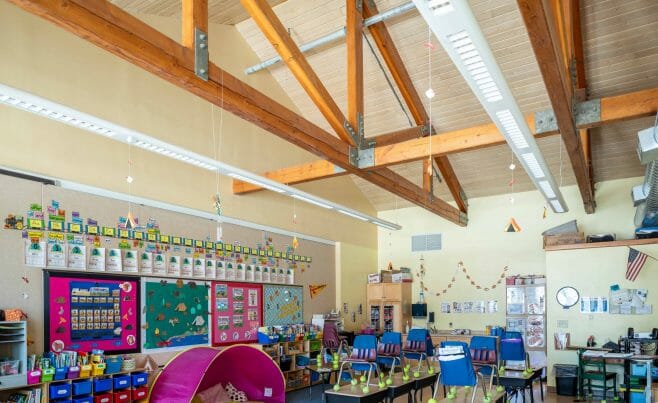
244, 1, 416, 74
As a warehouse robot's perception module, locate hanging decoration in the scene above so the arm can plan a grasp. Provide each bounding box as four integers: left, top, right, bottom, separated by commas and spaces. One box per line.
505, 218, 521, 233
308, 284, 327, 299
542, 206, 548, 219
430, 261, 509, 296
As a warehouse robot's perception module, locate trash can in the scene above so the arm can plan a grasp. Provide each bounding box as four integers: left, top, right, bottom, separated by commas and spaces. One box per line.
554, 364, 578, 396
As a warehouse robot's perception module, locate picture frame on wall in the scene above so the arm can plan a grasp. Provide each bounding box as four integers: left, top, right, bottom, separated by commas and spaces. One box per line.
43, 270, 141, 354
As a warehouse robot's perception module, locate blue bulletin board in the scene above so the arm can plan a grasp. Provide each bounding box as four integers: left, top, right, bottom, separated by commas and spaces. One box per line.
263, 285, 303, 326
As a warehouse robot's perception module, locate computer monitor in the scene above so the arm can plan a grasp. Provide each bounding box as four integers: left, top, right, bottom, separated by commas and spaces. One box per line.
412, 303, 427, 318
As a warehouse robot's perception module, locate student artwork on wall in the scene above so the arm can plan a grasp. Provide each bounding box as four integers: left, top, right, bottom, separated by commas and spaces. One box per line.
263, 285, 303, 326
141, 278, 210, 353
44, 271, 140, 354
211, 282, 262, 345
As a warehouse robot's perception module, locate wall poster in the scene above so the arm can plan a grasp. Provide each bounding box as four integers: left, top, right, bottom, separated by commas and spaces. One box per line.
263, 285, 303, 326
44, 271, 140, 354
141, 278, 210, 353
211, 282, 262, 345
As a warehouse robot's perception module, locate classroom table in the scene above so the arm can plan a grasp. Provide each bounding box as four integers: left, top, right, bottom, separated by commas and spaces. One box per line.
494, 367, 544, 403
411, 370, 439, 402
385, 373, 416, 403
308, 365, 341, 401
434, 385, 506, 403
324, 383, 389, 403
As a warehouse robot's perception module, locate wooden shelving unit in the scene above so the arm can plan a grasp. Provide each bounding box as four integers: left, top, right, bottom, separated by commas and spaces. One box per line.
544, 238, 658, 251
261, 339, 323, 391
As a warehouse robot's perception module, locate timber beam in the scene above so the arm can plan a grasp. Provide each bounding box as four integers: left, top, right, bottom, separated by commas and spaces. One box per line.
7, 0, 467, 226
234, 87, 658, 193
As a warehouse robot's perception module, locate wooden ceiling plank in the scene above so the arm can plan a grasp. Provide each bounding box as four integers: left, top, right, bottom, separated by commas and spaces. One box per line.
518, 0, 595, 213
240, 0, 356, 146
368, 125, 427, 146
362, 0, 467, 213
422, 158, 432, 195
9, 0, 467, 226
182, 0, 207, 49
346, 0, 363, 131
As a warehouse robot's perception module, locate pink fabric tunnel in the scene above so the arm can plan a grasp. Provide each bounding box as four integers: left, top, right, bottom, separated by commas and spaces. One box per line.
150, 345, 285, 402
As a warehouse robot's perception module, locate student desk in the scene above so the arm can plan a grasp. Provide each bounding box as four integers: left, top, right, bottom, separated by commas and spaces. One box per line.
434, 386, 505, 403
307, 365, 341, 401
324, 383, 389, 403
494, 367, 544, 403
411, 370, 439, 402
384, 374, 415, 403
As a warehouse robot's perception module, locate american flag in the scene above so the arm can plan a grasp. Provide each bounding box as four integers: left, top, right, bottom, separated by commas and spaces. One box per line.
626, 248, 648, 281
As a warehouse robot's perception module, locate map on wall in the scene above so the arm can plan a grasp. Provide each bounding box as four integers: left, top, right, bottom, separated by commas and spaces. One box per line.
263, 285, 303, 326
141, 278, 210, 352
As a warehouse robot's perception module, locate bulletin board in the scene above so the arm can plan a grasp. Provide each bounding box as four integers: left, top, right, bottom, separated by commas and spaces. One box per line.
212, 282, 262, 345
141, 278, 210, 353
44, 271, 140, 354
263, 285, 303, 326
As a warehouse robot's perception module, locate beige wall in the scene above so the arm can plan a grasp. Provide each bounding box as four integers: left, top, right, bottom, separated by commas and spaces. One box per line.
378, 177, 646, 383
0, 3, 377, 341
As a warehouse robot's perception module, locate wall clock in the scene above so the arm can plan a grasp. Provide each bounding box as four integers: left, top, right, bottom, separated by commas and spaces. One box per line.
556, 286, 580, 309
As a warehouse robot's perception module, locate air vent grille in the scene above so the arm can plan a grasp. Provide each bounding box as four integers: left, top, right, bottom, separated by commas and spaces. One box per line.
411, 233, 442, 252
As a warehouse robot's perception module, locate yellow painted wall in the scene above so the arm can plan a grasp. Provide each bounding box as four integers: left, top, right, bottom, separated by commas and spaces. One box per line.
0, 3, 377, 334
546, 245, 658, 387
337, 242, 379, 331
378, 177, 642, 331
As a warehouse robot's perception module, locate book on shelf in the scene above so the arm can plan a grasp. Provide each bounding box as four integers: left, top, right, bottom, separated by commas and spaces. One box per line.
7, 388, 40, 403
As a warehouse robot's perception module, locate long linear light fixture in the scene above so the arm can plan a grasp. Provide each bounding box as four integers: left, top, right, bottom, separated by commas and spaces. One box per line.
0, 82, 402, 230
412, 0, 568, 213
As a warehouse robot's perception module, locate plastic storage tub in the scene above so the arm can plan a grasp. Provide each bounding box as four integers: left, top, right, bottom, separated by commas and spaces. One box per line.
72, 379, 93, 396
27, 369, 41, 384
113, 374, 131, 390
68, 366, 81, 379
0, 359, 20, 375
93, 377, 113, 393
131, 372, 148, 387
132, 386, 148, 400
79, 364, 92, 378
93, 393, 112, 403
113, 390, 131, 402
49, 382, 72, 399
72, 396, 93, 403
105, 356, 123, 374
54, 367, 69, 380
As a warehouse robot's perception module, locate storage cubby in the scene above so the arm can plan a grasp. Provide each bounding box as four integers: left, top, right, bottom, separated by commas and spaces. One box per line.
261, 338, 324, 391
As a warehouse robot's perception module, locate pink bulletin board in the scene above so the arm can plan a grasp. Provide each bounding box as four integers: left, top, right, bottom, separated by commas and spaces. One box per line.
212, 282, 263, 346
44, 271, 140, 354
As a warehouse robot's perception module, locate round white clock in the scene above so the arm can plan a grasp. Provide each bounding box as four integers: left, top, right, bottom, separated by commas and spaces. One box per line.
556, 286, 580, 309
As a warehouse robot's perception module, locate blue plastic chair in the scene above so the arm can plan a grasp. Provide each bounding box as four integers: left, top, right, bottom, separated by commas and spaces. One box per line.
336, 335, 380, 388
432, 341, 478, 403
376, 332, 402, 378
469, 336, 499, 395
402, 328, 433, 372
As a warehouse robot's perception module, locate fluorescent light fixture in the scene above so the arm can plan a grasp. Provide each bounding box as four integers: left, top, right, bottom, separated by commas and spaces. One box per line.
337, 209, 369, 221
550, 199, 564, 213
412, 0, 567, 213
292, 194, 333, 209
538, 180, 556, 199
0, 82, 402, 230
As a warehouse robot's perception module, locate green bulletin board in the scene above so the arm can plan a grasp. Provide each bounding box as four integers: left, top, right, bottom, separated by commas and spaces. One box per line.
141, 278, 210, 352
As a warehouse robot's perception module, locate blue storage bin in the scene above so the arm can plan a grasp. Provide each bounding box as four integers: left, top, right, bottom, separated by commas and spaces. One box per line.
72, 396, 93, 403
630, 391, 646, 403
49, 383, 72, 399
54, 367, 69, 381
257, 332, 279, 344
93, 377, 113, 393
52, 400, 72, 403
72, 379, 93, 396
296, 355, 310, 366
113, 374, 131, 390
131, 372, 148, 387
104, 356, 123, 374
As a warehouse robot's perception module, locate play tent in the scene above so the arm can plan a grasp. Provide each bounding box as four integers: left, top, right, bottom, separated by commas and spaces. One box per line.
149, 344, 285, 402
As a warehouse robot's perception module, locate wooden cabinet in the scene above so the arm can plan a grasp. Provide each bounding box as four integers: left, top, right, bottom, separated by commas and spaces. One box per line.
367, 283, 411, 333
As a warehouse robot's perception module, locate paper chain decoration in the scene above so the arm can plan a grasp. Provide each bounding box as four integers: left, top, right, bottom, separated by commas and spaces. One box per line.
418, 261, 509, 297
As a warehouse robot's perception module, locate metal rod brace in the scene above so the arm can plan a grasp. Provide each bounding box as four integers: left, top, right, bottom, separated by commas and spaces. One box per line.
194, 28, 209, 81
